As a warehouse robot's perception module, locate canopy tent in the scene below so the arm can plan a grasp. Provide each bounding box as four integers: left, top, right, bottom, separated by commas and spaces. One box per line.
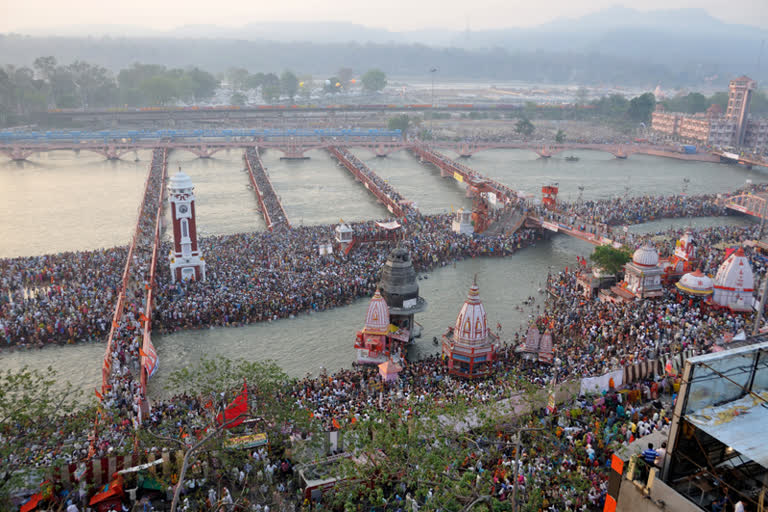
378, 360, 403, 382
375, 221, 401, 230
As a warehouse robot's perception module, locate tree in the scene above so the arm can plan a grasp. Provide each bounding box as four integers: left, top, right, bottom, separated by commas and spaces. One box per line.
227, 67, 250, 90
187, 67, 218, 102
0, 366, 89, 507
589, 245, 632, 275
324, 76, 342, 94
230, 91, 247, 106
387, 114, 410, 133
361, 69, 387, 93
298, 75, 313, 100
337, 67, 353, 90
628, 92, 656, 123
244, 72, 265, 90
555, 129, 566, 143
280, 70, 299, 101
143, 357, 316, 512
261, 73, 280, 103
515, 118, 535, 137
141, 75, 178, 105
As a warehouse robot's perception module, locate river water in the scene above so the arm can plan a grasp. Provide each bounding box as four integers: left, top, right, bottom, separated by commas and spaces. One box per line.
0, 147, 764, 397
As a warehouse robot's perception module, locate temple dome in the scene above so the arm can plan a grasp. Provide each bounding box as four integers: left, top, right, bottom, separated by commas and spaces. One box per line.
454, 283, 488, 345
364, 290, 390, 334
676, 269, 714, 296
169, 170, 194, 191
632, 243, 659, 267
714, 248, 754, 291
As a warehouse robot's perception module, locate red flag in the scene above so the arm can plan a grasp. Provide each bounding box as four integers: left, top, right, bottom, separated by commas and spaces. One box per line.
216, 381, 248, 428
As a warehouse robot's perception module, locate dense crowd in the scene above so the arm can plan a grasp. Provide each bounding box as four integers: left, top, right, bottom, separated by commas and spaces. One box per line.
13, 217, 765, 510
244, 147, 290, 231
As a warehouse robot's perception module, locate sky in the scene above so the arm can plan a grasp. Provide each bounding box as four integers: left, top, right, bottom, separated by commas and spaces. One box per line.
2, 0, 767, 33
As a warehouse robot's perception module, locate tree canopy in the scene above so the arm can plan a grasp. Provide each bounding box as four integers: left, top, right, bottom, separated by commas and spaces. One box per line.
361, 69, 387, 93
589, 245, 632, 275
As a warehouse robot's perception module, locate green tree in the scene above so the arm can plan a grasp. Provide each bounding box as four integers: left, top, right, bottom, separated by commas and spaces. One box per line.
387, 114, 410, 133
628, 92, 656, 123
589, 245, 632, 275
230, 91, 247, 106
141, 75, 178, 105
0, 366, 89, 506
144, 357, 316, 512
261, 72, 280, 103
337, 67, 353, 90
280, 70, 299, 101
227, 67, 250, 90
298, 75, 313, 100
245, 72, 265, 90
708, 91, 729, 112
361, 69, 387, 93
324, 76, 342, 94
186, 67, 218, 102
515, 118, 535, 137
555, 129, 566, 143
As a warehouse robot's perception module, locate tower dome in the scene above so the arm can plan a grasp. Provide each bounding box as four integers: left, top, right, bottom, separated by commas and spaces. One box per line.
676, 269, 714, 296
379, 247, 426, 314
713, 248, 755, 310
632, 242, 660, 268
169, 170, 194, 192
364, 290, 390, 334
454, 282, 488, 345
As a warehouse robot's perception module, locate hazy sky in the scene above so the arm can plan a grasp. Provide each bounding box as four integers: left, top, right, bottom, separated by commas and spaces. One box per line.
2, 0, 767, 33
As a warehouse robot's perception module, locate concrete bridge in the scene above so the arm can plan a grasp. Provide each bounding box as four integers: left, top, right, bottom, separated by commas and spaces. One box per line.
0, 138, 410, 161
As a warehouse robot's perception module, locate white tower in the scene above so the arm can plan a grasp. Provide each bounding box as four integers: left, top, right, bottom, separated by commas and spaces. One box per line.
168, 169, 205, 283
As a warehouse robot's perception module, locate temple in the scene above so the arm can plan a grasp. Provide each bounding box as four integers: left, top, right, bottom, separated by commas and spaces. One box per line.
378, 247, 427, 343
675, 269, 714, 297
354, 290, 397, 365
662, 230, 697, 279
712, 247, 755, 311
442, 280, 498, 378
610, 242, 664, 300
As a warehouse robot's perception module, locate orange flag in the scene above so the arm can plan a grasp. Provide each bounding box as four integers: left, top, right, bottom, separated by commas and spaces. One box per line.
332, 418, 341, 430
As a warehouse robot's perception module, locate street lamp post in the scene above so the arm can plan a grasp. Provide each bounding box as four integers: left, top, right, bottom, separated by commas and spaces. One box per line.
429, 67, 438, 140
510, 427, 545, 512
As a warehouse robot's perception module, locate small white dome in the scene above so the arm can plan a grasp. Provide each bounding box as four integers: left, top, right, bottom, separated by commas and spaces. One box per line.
632, 242, 659, 267
169, 171, 194, 191
676, 269, 714, 296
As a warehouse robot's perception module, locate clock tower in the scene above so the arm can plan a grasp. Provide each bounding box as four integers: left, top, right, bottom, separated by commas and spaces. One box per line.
168, 169, 206, 283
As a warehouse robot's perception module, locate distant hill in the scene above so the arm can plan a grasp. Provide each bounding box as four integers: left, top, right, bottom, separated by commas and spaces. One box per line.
4, 7, 767, 86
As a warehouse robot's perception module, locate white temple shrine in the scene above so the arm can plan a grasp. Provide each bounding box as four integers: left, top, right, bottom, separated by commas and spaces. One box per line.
712, 248, 755, 312
442, 280, 498, 378
621, 242, 664, 299
451, 208, 474, 235
675, 269, 714, 297
354, 290, 394, 365
335, 223, 354, 252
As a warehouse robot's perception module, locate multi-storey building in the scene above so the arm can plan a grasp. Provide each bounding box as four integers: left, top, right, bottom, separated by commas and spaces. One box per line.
651, 75, 765, 153
726, 75, 757, 146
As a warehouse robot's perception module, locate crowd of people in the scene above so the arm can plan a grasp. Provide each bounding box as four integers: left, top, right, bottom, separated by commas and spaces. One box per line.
244, 147, 290, 231
328, 146, 418, 217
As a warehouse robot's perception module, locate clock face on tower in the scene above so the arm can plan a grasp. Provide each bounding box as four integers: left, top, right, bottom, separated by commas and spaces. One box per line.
178, 204, 189, 214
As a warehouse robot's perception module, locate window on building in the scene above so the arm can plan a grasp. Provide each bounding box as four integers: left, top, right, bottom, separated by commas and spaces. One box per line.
181, 219, 189, 239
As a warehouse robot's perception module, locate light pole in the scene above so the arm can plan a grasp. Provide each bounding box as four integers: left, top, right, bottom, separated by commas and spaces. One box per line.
510, 427, 545, 512
429, 67, 438, 140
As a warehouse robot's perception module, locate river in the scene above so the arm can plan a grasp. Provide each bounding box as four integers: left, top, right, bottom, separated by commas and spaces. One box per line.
0, 147, 763, 397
